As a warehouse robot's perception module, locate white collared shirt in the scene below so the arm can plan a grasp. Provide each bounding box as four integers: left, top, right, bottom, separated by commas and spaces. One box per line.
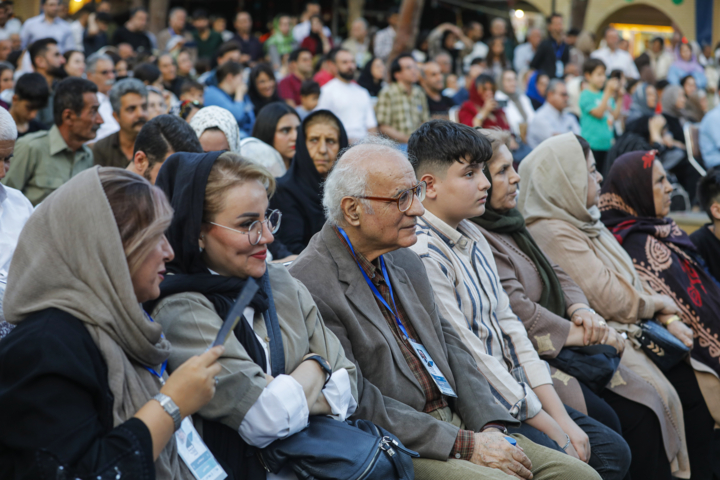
92, 92, 120, 143
591, 47, 640, 79
317, 78, 377, 141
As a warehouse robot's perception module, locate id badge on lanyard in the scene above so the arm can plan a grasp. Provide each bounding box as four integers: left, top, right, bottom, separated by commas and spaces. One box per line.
176, 418, 228, 480
337, 227, 457, 398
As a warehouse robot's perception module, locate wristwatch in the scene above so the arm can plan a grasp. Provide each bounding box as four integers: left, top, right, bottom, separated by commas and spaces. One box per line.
153, 393, 182, 431
304, 354, 333, 387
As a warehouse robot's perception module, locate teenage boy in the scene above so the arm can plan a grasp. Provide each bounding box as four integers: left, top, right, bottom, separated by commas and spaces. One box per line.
579, 59, 622, 174
691, 168, 720, 281
296, 80, 319, 120
9, 73, 50, 138
407, 120, 632, 480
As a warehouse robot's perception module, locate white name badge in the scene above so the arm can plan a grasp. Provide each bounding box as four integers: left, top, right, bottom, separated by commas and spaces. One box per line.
408, 339, 457, 398
556, 60, 564, 78
176, 417, 228, 480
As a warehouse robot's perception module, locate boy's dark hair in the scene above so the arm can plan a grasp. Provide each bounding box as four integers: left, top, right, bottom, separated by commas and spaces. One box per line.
29, 38, 58, 68
567, 28, 580, 37
14, 73, 50, 110
582, 58, 606, 76
389, 53, 415, 83
575, 135, 591, 159
680, 74, 695, 87
180, 79, 204, 95
217, 40, 241, 60
408, 119, 493, 174
133, 63, 161, 84
300, 80, 320, 97
216, 61, 243, 83
655, 79, 670, 91
53, 77, 98, 127
134, 114, 203, 176
697, 168, 720, 218
289, 48, 312, 64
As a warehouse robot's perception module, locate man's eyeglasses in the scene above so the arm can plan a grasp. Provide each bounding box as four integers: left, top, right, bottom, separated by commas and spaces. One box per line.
356, 182, 427, 213
207, 210, 282, 246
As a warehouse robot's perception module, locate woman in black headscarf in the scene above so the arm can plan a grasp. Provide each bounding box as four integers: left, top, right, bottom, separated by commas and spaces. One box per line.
357, 56, 385, 97
147, 151, 357, 479
247, 63, 282, 117
269, 110, 349, 254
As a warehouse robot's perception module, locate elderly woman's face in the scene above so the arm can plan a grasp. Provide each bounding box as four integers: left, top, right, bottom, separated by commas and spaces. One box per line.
585, 150, 603, 209
488, 145, 520, 212
200, 180, 273, 279
652, 160, 673, 217
131, 235, 174, 303
306, 121, 340, 178
683, 76, 697, 97
199, 129, 230, 152
274, 113, 300, 163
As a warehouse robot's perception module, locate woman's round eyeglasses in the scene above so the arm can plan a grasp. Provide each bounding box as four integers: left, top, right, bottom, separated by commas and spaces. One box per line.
208, 209, 282, 246
356, 181, 427, 213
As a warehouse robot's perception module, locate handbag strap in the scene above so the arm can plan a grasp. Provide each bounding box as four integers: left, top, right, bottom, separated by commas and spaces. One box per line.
262, 269, 285, 377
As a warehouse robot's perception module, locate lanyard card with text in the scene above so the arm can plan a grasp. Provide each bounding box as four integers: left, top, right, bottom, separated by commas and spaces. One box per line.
408, 339, 457, 398
176, 417, 227, 480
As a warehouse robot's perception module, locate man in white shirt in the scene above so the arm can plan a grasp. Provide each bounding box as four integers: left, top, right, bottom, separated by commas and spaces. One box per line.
513, 28, 542, 74
647, 37, 674, 80
85, 53, 118, 143
0, 107, 34, 337
526, 79, 580, 148
590, 28, 639, 79
316, 49, 377, 143
292, 1, 331, 44
373, 7, 399, 62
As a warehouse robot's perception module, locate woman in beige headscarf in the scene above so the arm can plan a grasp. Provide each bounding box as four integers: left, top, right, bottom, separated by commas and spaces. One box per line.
517, 132, 715, 479
0, 167, 223, 479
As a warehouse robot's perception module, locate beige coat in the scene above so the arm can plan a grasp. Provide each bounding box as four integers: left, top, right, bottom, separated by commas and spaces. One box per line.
151, 263, 358, 431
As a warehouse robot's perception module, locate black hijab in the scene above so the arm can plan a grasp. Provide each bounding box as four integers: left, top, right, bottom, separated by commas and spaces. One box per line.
269, 110, 349, 253
247, 63, 282, 117
357, 57, 383, 97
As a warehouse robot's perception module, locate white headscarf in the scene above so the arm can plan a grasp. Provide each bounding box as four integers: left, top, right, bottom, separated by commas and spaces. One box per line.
190, 106, 242, 153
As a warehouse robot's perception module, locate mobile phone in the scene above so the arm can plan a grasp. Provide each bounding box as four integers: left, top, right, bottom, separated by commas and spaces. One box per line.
497, 99, 508, 108
211, 278, 259, 347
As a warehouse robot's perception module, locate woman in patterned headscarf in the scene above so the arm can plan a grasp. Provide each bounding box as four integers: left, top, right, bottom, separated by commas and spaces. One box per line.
190, 106, 242, 153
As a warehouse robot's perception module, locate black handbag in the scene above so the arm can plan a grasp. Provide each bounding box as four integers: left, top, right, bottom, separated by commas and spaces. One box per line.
546, 345, 622, 394
258, 416, 419, 480
636, 320, 690, 372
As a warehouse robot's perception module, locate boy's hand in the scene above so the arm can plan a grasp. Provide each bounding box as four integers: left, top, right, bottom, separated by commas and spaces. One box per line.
605, 78, 619, 95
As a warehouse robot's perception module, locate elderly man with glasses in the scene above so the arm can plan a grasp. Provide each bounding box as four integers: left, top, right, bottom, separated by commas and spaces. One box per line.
289, 137, 601, 480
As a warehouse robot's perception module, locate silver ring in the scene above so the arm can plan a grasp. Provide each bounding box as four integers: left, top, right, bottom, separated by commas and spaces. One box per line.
214, 376, 219, 386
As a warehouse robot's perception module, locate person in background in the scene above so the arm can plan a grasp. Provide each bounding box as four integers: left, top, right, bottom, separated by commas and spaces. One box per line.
462, 21, 489, 73
82, 11, 111, 56
374, 6, 399, 62
496, 69, 534, 140
527, 79, 580, 148
232, 12, 262, 64
526, 71, 550, 110
342, 18, 371, 68
199, 41, 242, 87
700, 103, 720, 169
313, 48, 340, 87
211, 16, 233, 43
692, 168, 720, 281
62, 49, 85, 78
0, 165, 224, 479
157, 7, 191, 53
147, 87, 168, 120
626, 82, 658, 124
459, 74, 509, 129
2, 78, 102, 206
93, 78, 147, 168
427, 23, 473, 77
0, 62, 12, 95
590, 28, 639, 80
265, 14, 295, 68
0, 107, 33, 339
112, 7, 151, 55
292, 0, 330, 44
0, 3, 21, 42
252, 101, 301, 170
529, 15, 568, 79
453, 61, 485, 105
680, 74, 705, 123
9, 73, 50, 138
375, 53, 429, 146
158, 54, 183, 98
189, 105, 241, 153
317, 49, 377, 142
513, 27, 542, 75
127, 113, 202, 184
301, 15, 332, 57
175, 48, 195, 81
647, 37, 674, 81
29, 38, 66, 127
69, 4, 93, 52
296, 80, 320, 120
667, 42, 707, 89
247, 63, 281, 117
192, 9, 223, 61
580, 59, 622, 174
203, 61, 254, 137
20, 0, 75, 52
278, 48, 314, 107
0, 39, 10, 63
357, 56, 385, 98
179, 81, 204, 104
659, 85, 689, 146
85, 53, 118, 142
490, 17, 515, 65
9, 33, 21, 55
420, 60, 456, 119
270, 110, 349, 253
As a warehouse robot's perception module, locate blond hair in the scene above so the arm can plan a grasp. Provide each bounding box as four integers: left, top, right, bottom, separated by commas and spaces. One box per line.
99, 167, 174, 276
203, 152, 276, 223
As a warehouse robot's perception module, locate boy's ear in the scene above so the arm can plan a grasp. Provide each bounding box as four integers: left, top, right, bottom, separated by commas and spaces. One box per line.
420, 171, 439, 200
710, 202, 720, 222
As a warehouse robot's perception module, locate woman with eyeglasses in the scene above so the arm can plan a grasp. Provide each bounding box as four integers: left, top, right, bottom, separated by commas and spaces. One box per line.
147, 151, 358, 480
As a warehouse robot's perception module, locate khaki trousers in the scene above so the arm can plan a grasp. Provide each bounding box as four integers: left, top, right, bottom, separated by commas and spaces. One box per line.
412, 408, 601, 480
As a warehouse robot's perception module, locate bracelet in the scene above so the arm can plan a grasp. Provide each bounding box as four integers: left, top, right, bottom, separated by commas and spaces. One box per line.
481, 422, 509, 435
569, 307, 595, 318
561, 434, 571, 451
663, 315, 681, 327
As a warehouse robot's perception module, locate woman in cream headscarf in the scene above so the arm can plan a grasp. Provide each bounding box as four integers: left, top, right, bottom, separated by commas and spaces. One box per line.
190, 105, 243, 153
0, 167, 223, 479
516, 132, 715, 480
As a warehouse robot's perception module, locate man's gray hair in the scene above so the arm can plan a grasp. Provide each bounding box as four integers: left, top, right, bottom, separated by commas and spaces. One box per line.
547, 78, 565, 94
352, 17, 368, 28
169, 7, 186, 20
0, 107, 17, 142
109, 78, 148, 114
86, 53, 113, 74
323, 135, 407, 226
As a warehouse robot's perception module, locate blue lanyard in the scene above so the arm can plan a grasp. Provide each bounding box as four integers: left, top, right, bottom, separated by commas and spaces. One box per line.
143, 311, 168, 381
553, 40, 566, 60
337, 227, 410, 340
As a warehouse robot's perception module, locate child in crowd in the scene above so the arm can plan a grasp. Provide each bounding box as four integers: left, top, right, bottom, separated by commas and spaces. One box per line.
580, 59, 622, 174
296, 79, 320, 120
691, 168, 720, 282
179, 79, 205, 103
